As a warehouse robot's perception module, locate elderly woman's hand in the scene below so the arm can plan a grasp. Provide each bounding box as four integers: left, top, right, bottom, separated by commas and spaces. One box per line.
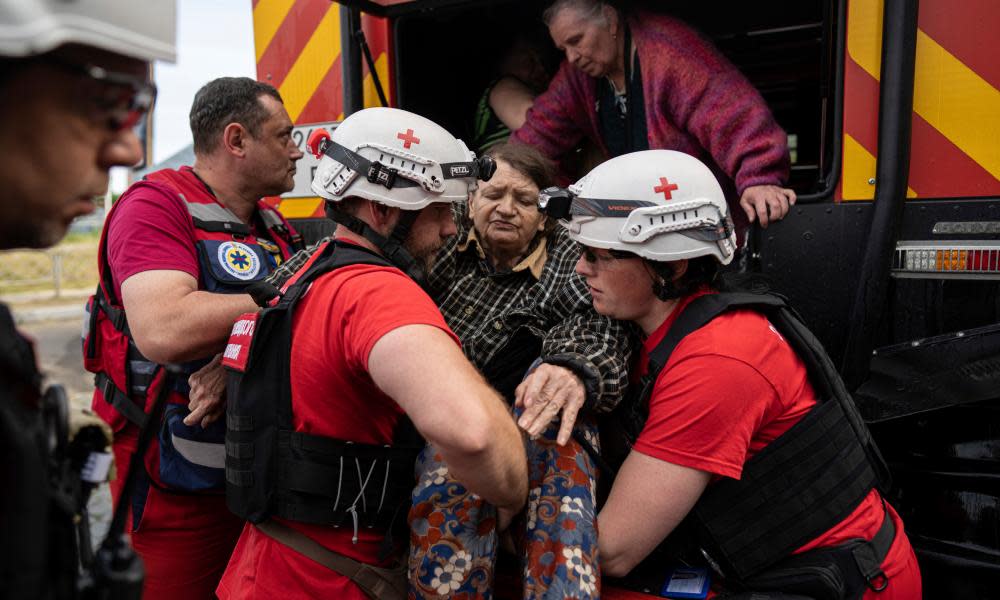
515, 363, 586, 445
739, 184, 796, 228
184, 353, 227, 428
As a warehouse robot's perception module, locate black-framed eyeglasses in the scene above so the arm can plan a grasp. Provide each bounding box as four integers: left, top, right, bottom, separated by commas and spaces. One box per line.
49, 59, 157, 132
578, 244, 635, 263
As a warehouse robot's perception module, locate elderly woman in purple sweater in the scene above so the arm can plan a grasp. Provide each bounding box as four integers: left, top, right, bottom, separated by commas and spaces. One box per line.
513, 0, 796, 232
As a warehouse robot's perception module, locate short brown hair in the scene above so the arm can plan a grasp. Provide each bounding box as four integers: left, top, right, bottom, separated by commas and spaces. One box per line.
483, 142, 557, 191
189, 77, 283, 155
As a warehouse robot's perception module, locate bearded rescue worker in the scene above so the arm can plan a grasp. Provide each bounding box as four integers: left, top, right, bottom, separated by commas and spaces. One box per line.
0, 1, 176, 597
217, 107, 528, 599
541, 150, 922, 598
83, 77, 303, 599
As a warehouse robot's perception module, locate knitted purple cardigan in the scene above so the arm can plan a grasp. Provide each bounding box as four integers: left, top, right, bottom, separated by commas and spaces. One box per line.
512, 11, 790, 195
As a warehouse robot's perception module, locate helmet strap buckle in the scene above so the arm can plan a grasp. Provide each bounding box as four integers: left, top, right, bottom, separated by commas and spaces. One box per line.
366, 161, 398, 190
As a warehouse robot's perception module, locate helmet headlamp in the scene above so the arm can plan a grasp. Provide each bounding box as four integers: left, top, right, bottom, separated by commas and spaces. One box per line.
475, 155, 497, 182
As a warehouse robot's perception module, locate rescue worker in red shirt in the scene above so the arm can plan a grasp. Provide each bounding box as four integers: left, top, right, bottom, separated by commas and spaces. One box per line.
1, 2, 176, 597
83, 77, 304, 599
539, 150, 922, 599
218, 107, 528, 599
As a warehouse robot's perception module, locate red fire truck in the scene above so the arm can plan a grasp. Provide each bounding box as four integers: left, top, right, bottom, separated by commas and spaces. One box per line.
252, 0, 1000, 596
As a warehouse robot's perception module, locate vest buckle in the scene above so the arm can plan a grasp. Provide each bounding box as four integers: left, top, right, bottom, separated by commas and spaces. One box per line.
866, 570, 889, 592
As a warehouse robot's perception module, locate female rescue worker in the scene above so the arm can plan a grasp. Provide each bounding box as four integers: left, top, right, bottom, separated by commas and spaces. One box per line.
542, 149, 922, 599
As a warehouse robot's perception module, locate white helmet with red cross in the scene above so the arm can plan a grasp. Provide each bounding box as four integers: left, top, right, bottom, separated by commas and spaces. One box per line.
308, 107, 494, 211
0, 0, 176, 61
554, 149, 737, 265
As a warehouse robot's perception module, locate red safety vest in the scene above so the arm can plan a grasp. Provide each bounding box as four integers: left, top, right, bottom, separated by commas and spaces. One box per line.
83, 166, 302, 500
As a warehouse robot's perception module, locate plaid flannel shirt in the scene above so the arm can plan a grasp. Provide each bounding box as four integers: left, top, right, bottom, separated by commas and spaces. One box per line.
267, 209, 633, 413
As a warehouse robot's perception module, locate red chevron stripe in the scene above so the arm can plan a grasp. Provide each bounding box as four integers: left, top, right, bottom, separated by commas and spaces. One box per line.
256, 0, 332, 90
919, 0, 1000, 91
845, 42, 998, 197
296, 55, 344, 124
910, 112, 1000, 197
362, 15, 389, 58
843, 56, 879, 153
360, 15, 395, 105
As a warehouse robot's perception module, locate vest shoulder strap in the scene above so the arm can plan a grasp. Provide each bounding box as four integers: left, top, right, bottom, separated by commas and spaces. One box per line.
256, 203, 304, 251
144, 168, 252, 235
646, 292, 787, 375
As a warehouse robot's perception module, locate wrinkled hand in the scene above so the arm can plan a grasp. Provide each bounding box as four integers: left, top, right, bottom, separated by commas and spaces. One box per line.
184, 353, 226, 428
739, 185, 796, 228
515, 363, 585, 445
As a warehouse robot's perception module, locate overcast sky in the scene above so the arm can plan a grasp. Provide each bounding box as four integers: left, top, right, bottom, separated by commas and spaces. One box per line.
112, 0, 255, 191
153, 0, 256, 163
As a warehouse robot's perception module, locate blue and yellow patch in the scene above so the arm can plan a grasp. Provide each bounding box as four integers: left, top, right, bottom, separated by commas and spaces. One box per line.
216, 241, 261, 280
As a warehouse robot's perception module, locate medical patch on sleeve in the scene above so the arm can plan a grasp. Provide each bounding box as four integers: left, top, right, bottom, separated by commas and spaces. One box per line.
660, 566, 710, 599
217, 241, 261, 280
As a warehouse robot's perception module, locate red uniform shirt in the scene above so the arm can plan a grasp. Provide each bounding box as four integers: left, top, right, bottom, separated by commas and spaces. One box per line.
106, 171, 282, 292
106, 179, 200, 290
218, 257, 460, 600
606, 290, 921, 600
103, 175, 264, 600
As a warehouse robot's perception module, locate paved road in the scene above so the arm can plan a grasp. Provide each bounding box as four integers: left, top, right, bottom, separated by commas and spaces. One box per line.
18, 315, 112, 547
20, 316, 93, 409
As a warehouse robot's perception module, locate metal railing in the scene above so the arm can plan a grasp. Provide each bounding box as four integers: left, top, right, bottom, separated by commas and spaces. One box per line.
0, 243, 99, 299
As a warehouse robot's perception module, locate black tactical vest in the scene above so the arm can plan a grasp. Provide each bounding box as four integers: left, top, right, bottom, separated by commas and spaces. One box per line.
224, 241, 424, 537
604, 292, 893, 595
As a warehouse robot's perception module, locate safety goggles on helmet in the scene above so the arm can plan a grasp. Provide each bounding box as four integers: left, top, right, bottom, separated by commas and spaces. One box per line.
578, 244, 635, 263
308, 129, 496, 195
50, 59, 156, 131
539, 185, 734, 244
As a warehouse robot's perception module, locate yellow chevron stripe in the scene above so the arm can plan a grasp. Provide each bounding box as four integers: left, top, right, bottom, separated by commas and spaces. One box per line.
842, 134, 917, 201
277, 197, 323, 219
362, 53, 390, 108
278, 6, 340, 122
846, 0, 883, 79
252, 0, 296, 62
913, 31, 1000, 181
846, 0, 1000, 183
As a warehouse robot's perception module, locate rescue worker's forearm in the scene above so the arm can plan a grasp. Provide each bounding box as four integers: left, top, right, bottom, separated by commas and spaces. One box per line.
435, 402, 528, 512
129, 290, 257, 364
368, 324, 529, 511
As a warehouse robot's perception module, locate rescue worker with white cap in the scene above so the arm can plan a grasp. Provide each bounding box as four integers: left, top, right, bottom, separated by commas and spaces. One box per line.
541, 149, 922, 598
217, 106, 528, 599
0, 1, 175, 597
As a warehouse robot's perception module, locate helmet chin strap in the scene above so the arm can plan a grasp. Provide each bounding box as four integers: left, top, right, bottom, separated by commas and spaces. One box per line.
325, 203, 429, 290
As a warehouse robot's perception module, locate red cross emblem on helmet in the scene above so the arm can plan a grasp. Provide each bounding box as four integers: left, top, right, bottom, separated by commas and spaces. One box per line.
653, 177, 679, 200
396, 128, 421, 149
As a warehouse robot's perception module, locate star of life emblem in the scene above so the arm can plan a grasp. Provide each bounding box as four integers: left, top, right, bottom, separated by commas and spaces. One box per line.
218, 241, 260, 280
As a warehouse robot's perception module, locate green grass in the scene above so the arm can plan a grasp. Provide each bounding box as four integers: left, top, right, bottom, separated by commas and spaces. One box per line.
0, 239, 99, 297
61, 230, 102, 244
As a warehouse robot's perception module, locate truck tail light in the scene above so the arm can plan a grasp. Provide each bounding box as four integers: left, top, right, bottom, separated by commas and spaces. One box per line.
893, 243, 1000, 279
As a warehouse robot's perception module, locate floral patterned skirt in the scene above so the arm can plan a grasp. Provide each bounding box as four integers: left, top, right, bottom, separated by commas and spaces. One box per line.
408, 418, 601, 600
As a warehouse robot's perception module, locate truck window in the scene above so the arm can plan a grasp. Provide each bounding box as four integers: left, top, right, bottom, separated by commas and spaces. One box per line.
391, 0, 835, 196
